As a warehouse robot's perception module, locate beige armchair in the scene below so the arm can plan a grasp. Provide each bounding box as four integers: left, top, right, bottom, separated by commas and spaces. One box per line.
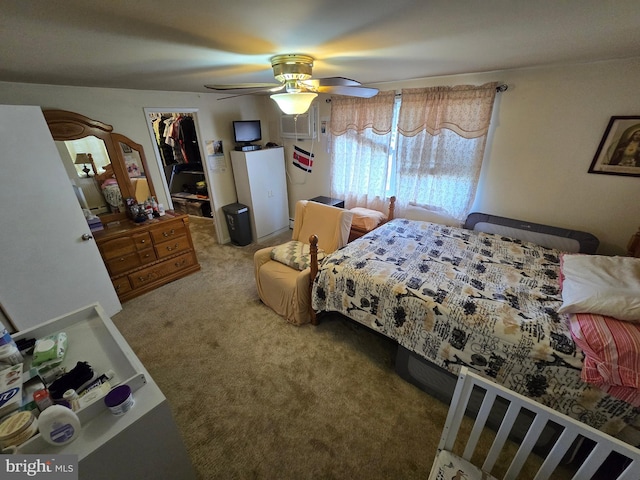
254, 200, 353, 326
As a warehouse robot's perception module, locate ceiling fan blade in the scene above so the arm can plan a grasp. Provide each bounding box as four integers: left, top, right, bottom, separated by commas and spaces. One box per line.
301, 77, 363, 88
214, 89, 283, 100
316, 85, 379, 98
205, 55, 378, 99
204, 83, 282, 91
204, 84, 285, 98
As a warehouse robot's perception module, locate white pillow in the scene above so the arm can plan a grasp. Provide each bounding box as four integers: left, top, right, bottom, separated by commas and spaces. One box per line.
402, 203, 461, 227
350, 207, 386, 231
559, 254, 640, 321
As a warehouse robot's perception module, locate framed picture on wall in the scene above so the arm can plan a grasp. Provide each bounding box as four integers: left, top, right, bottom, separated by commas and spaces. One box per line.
588, 116, 640, 177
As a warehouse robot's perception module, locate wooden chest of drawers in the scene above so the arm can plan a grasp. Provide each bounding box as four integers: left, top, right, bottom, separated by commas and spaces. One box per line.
95, 214, 200, 302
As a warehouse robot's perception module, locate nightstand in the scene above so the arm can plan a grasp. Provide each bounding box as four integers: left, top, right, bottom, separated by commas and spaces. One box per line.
308, 196, 345, 209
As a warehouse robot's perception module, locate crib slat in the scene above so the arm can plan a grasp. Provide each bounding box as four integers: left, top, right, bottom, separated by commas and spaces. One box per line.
463, 389, 496, 460
532, 427, 577, 480
482, 401, 520, 472
618, 459, 639, 480
571, 443, 613, 479
504, 412, 549, 479
441, 371, 475, 452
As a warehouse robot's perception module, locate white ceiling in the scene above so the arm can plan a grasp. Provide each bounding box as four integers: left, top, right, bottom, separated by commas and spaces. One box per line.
2, 0, 640, 93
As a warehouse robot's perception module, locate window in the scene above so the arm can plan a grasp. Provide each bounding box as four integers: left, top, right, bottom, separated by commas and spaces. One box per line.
330, 83, 498, 220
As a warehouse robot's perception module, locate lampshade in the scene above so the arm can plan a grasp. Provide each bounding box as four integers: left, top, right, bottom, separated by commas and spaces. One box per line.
270, 92, 317, 115
74, 153, 91, 165
75, 153, 93, 177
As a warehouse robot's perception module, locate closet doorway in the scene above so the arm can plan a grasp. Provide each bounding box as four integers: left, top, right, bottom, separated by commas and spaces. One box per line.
144, 108, 221, 242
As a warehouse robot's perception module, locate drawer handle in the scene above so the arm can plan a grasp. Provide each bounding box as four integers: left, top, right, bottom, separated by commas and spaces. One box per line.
175, 259, 187, 267
162, 229, 175, 237
140, 239, 146, 244
166, 243, 180, 251
138, 272, 158, 283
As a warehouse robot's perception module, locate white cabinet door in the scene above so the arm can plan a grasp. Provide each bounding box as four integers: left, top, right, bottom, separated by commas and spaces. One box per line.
246, 150, 287, 238
231, 148, 289, 241
0, 105, 121, 330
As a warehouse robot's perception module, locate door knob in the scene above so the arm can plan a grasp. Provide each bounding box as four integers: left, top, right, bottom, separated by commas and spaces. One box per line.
81, 233, 93, 241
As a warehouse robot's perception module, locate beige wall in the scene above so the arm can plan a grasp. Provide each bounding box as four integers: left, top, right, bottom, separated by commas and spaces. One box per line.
2, 55, 640, 252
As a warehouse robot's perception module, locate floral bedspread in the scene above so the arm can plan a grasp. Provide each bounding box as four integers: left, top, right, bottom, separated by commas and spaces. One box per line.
312, 219, 640, 437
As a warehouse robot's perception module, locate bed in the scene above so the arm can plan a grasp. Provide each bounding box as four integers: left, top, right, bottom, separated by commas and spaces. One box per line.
310, 213, 640, 446
98, 164, 151, 212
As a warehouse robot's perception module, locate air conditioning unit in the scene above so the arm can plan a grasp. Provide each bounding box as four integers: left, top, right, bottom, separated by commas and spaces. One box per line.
280, 104, 317, 139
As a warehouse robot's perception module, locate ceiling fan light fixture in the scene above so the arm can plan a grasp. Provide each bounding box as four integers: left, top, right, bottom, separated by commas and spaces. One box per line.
271, 54, 314, 84
270, 92, 317, 115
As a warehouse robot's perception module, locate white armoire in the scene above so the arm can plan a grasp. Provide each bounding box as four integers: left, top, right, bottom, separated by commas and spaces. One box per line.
230, 147, 289, 242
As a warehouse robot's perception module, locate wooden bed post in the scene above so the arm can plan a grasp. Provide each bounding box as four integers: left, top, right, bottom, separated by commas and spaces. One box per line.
387, 196, 396, 222
309, 234, 319, 326
628, 226, 640, 258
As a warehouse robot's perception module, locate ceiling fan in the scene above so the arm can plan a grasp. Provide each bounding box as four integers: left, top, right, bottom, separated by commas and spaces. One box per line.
204, 54, 379, 114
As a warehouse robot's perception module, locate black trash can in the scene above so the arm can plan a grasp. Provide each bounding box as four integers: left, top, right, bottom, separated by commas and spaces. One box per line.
223, 203, 252, 246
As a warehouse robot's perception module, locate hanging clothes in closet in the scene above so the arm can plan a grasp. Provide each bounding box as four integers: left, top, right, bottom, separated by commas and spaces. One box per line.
151, 114, 175, 166
150, 113, 202, 166
179, 115, 202, 165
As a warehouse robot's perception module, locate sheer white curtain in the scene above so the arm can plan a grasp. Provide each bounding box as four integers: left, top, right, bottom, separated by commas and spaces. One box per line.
329, 91, 396, 212
396, 83, 498, 221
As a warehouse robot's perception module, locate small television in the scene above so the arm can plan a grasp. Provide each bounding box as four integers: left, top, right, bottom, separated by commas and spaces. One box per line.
233, 120, 261, 145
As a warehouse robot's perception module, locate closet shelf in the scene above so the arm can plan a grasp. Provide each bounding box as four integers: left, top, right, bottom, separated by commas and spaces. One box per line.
171, 192, 208, 201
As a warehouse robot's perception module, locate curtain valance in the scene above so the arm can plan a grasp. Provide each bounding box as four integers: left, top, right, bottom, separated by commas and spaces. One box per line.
397, 82, 498, 139
329, 91, 396, 136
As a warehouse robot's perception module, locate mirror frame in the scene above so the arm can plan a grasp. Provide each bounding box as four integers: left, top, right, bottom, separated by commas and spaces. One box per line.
44, 109, 156, 224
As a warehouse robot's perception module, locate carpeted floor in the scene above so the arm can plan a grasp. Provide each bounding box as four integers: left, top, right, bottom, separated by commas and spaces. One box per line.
111, 216, 450, 479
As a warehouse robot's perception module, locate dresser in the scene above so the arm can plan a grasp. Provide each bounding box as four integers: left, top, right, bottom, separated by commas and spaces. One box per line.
94, 214, 200, 301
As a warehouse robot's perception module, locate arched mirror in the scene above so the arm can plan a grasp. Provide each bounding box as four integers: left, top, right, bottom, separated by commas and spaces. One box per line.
44, 110, 156, 225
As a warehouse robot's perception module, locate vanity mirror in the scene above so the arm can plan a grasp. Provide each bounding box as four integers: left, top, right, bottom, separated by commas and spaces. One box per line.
44, 110, 157, 225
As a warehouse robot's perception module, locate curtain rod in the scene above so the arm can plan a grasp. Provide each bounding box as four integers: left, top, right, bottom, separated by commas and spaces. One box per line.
326, 84, 508, 102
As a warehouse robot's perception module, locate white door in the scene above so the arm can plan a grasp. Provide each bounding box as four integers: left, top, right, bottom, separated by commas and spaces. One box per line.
0, 105, 121, 331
